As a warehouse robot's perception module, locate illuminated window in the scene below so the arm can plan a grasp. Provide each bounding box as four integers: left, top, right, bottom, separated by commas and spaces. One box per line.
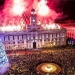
62, 38, 64, 41
14, 36, 18, 40
53, 42, 56, 46
46, 34, 48, 38
31, 35, 33, 39
38, 34, 41, 39
62, 33, 65, 37
19, 35, 22, 40
42, 39, 44, 45
10, 36, 13, 41
50, 34, 52, 38
57, 33, 59, 37
27, 34, 31, 40
57, 42, 59, 45
4, 36, 8, 41
10, 42, 15, 44
42, 34, 44, 39
53, 34, 56, 38
57, 38, 59, 41
33, 34, 35, 39
29, 34, 31, 39
50, 38, 52, 42
35, 34, 38, 39
53, 39, 56, 41
62, 41, 64, 45
36, 35, 38, 39
23, 35, 26, 39
46, 39, 48, 45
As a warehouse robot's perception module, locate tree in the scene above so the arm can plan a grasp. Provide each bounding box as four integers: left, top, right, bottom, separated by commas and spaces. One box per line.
0, 39, 9, 74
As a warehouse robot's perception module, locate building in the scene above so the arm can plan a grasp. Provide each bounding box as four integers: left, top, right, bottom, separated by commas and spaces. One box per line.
0, 9, 66, 50
60, 24, 75, 45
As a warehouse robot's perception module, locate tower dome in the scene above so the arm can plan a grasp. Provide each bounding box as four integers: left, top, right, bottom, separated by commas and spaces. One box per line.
31, 9, 36, 15
31, 9, 35, 12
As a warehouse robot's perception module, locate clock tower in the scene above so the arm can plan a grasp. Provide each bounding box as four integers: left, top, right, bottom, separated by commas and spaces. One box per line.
27, 9, 41, 32
30, 9, 37, 26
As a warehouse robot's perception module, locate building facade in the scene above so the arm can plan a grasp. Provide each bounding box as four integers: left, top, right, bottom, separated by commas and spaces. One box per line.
60, 24, 75, 45
0, 9, 66, 50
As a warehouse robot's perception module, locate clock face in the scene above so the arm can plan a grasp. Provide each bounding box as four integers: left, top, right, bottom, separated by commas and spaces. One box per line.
31, 11, 36, 14
32, 19, 35, 22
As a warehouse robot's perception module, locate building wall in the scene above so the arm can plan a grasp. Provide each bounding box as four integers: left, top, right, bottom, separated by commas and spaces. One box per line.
60, 25, 75, 45
0, 9, 66, 50
0, 28, 66, 50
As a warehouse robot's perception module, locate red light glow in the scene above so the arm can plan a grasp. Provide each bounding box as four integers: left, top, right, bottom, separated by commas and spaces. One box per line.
0, 0, 62, 31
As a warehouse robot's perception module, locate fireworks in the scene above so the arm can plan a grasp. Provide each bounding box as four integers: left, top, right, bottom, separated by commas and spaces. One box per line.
12, 0, 26, 16
37, 0, 50, 16
0, 0, 62, 31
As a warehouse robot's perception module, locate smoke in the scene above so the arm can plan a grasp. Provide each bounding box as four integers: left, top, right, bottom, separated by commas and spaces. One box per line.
47, 0, 68, 12
47, 0, 68, 20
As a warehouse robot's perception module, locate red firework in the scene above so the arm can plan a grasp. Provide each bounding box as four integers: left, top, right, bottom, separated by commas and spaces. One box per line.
0, 0, 62, 28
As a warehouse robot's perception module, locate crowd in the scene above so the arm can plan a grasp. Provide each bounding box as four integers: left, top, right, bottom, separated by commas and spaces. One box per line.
2, 47, 75, 75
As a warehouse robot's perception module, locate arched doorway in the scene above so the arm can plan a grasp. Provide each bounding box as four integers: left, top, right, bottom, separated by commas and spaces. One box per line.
33, 42, 36, 49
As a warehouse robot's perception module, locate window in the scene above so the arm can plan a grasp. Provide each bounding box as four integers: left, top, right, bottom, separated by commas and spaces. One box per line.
62, 33, 65, 37
31, 35, 33, 39
46, 34, 48, 38
50, 34, 52, 38
53, 34, 56, 38
38, 34, 41, 39
33, 34, 35, 39
57, 38, 59, 41
50, 38, 52, 42
23, 35, 26, 39
42, 39, 44, 45
10, 42, 15, 44
28, 34, 31, 39
62, 38, 64, 41
9, 36, 13, 41
19, 35, 22, 40
57, 33, 59, 37
42, 34, 44, 39
57, 42, 59, 45
62, 41, 64, 45
53, 39, 56, 41
36, 35, 38, 39
14, 36, 18, 40
46, 39, 48, 45
5, 36, 8, 41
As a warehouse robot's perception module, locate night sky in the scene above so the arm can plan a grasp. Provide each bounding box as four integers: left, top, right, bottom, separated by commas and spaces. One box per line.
0, 0, 5, 6
0, 0, 75, 21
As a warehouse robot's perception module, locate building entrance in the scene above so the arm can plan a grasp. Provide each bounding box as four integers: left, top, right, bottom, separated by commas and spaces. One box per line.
33, 42, 36, 49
